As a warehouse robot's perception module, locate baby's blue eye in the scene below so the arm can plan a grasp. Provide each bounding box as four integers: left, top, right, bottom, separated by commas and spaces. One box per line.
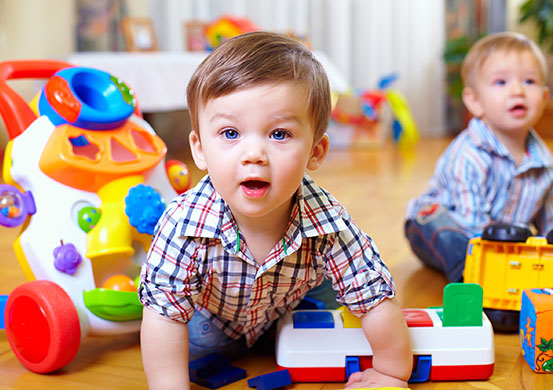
222, 129, 239, 139
271, 129, 288, 141
524, 79, 536, 85
494, 79, 506, 86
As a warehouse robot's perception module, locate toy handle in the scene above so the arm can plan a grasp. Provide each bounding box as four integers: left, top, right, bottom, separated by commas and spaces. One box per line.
0, 60, 72, 140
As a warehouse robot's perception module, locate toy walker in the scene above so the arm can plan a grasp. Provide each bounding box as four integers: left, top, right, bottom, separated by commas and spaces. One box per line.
0, 60, 190, 373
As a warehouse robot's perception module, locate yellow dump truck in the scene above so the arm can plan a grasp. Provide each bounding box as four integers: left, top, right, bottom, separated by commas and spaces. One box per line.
464, 223, 553, 331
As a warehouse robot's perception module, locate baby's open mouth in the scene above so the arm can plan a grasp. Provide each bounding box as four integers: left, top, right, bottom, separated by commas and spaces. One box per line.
241, 179, 269, 197
510, 104, 527, 114
242, 180, 268, 189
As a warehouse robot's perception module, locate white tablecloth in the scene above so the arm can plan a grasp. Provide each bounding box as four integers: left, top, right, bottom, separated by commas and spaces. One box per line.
67, 51, 349, 113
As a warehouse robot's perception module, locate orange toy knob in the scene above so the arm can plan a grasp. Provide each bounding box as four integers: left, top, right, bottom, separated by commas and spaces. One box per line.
102, 274, 136, 292
166, 160, 190, 194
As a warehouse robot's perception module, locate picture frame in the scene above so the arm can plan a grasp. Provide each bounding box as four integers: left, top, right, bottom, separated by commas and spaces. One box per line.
121, 17, 158, 52
184, 20, 207, 51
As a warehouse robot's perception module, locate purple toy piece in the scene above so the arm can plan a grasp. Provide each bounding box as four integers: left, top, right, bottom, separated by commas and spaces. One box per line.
53, 242, 82, 275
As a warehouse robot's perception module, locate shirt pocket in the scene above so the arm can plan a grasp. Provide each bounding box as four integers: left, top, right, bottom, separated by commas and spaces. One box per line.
256, 261, 322, 308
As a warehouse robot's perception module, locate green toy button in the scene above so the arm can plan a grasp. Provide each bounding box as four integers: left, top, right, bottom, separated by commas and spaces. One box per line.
83, 288, 143, 322
443, 283, 483, 327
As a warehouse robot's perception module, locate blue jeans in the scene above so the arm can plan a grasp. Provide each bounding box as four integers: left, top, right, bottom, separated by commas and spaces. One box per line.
187, 310, 249, 361
187, 278, 338, 361
405, 204, 471, 282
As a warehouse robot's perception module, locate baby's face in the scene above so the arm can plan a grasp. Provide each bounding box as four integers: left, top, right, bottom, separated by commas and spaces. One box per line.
190, 82, 328, 226
470, 49, 549, 138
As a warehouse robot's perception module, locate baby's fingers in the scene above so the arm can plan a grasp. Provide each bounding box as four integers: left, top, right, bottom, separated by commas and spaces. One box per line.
344, 371, 365, 388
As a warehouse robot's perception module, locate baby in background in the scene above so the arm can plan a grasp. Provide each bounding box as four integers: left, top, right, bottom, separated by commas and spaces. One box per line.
405, 31, 553, 283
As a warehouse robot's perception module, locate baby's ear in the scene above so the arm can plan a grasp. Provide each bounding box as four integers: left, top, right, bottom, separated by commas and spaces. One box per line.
307, 134, 330, 170
189, 130, 207, 171
543, 86, 550, 101
462, 87, 484, 118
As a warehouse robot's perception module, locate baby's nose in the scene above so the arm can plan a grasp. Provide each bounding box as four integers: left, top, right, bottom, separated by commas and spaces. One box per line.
510, 80, 524, 95
241, 138, 268, 164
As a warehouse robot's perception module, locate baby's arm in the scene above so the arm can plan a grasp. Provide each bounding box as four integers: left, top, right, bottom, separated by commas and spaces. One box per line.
345, 297, 412, 389
535, 189, 553, 235
141, 307, 190, 390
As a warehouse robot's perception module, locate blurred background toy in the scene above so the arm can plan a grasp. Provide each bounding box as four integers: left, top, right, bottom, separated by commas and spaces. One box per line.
0, 60, 190, 373
329, 73, 419, 148
204, 15, 259, 50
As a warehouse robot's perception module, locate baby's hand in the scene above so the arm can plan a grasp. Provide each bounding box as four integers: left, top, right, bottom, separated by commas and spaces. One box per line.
344, 368, 409, 389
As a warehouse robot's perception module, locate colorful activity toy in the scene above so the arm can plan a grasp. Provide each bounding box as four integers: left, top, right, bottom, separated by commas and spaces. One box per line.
0, 60, 189, 373
276, 283, 494, 383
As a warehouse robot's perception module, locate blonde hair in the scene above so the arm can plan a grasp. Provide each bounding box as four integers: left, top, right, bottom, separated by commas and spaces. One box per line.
186, 31, 331, 140
461, 32, 548, 88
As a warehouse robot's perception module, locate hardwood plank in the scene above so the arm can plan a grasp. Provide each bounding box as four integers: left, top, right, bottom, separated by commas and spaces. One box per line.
0, 138, 550, 389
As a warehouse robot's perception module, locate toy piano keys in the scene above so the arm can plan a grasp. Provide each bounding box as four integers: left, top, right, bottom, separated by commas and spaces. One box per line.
276, 283, 494, 383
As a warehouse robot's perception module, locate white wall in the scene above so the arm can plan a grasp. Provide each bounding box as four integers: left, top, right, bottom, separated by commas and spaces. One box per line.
151, 0, 446, 137
0, 0, 76, 146
0, 0, 449, 140
349, 1, 445, 138
0, 0, 75, 60
506, 0, 534, 35
126, 0, 149, 18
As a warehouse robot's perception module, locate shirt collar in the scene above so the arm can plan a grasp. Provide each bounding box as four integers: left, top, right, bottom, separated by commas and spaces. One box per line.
177, 174, 348, 247
525, 130, 553, 169
295, 175, 348, 237
467, 117, 553, 170
177, 175, 227, 237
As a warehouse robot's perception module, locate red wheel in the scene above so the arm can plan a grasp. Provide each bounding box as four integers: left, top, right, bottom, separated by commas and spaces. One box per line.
5, 280, 81, 373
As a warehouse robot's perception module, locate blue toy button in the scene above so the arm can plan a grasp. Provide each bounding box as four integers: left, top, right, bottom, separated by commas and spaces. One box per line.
293, 311, 334, 328
409, 355, 431, 382
345, 356, 361, 379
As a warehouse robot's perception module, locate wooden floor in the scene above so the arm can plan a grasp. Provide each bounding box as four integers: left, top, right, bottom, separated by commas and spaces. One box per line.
1, 137, 551, 389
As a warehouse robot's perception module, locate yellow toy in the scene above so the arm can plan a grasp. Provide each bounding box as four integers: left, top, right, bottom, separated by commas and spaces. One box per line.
464, 222, 553, 332
385, 89, 419, 148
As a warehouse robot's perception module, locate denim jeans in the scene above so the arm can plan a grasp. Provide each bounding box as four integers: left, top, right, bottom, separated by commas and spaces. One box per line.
404, 204, 471, 282
187, 278, 339, 361
187, 310, 249, 361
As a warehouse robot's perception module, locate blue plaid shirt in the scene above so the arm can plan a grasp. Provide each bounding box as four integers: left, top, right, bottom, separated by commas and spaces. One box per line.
140, 174, 395, 346
406, 118, 553, 237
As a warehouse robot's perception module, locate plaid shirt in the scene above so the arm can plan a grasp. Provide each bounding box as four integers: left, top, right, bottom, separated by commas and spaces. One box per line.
139, 174, 395, 346
406, 118, 553, 237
